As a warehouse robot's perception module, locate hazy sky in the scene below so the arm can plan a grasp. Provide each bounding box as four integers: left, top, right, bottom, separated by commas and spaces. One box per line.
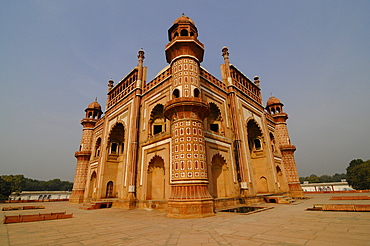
1, 1, 369, 181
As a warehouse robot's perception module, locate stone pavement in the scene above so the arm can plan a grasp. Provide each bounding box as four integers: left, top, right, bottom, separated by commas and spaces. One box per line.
1, 193, 370, 246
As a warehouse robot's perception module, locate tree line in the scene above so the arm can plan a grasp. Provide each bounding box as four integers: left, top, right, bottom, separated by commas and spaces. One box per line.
0, 175, 73, 200
299, 159, 370, 190
299, 173, 347, 184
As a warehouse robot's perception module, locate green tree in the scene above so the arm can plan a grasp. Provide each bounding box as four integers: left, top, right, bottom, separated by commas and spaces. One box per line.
332, 173, 347, 182
1, 175, 25, 195
346, 159, 370, 190
0, 177, 12, 200
307, 174, 320, 183
319, 175, 333, 183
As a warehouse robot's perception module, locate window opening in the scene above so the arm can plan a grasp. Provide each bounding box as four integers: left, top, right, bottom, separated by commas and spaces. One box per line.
180, 29, 188, 36
210, 124, 219, 132
153, 125, 162, 135
106, 181, 114, 198
254, 139, 261, 149
111, 143, 118, 154
194, 88, 200, 97
173, 89, 180, 98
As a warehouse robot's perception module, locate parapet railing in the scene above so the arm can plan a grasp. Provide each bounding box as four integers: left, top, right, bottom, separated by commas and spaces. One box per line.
143, 68, 171, 93
230, 67, 261, 103
200, 69, 226, 91
107, 70, 138, 108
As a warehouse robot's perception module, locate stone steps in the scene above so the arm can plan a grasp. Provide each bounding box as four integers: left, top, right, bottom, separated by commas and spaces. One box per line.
79, 202, 112, 210
265, 195, 295, 204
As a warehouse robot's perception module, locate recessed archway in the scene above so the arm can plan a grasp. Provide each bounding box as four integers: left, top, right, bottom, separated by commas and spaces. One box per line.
146, 156, 165, 200
247, 119, 263, 152
106, 181, 114, 198
149, 104, 165, 136
257, 176, 269, 194
208, 103, 223, 135
209, 154, 229, 198
88, 171, 97, 198
108, 123, 125, 155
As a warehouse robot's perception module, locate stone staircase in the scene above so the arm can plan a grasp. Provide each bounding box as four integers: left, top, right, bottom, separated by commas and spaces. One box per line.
79, 201, 112, 210
265, 195, 295, 204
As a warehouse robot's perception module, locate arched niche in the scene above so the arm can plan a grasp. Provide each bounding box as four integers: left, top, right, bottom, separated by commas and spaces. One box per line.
149, 104, 166, 137
146, 155, 165, 200
247, 119, 263, 152
94, 138, 101, 157
207, 102, 224, 135
106, 181, 114, 198
108, 122, 125, 155
209, 154, 229, 198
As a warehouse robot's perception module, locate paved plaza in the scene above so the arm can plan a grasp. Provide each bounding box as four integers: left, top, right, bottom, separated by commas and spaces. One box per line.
1, 193, 370, 245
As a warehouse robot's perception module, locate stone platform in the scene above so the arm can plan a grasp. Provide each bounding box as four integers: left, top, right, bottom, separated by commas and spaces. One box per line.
1, 192, 370, 245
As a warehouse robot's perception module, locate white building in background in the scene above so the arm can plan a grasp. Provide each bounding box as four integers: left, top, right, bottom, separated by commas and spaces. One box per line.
9, 191, 71, 201
301, 180, 354, 192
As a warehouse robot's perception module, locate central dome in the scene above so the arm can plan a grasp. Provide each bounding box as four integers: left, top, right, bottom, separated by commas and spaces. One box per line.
173, 14, 194, 25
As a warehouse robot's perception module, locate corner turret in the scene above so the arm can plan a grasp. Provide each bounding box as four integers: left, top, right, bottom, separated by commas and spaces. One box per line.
70, 99, 102, 203
266, 96, 304, 197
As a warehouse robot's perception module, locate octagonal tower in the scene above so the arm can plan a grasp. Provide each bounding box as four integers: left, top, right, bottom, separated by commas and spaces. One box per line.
164, 15, 214, 218
70, 99, 102, 203
266, 96, 304, 197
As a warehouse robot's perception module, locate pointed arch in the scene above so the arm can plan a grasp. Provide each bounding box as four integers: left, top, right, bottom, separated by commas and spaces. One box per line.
108, 122, 125, 155
269, 132, 276, 152
146, 155, 165, 200
246, 119, 263, 152
149, 104, 166, 136
207, 102, 224, 135
94, 138, 101, 157
106, 181, 114, 198
209, 153, 229, 198
257, 176, 269, 194
88, 171, 97, 198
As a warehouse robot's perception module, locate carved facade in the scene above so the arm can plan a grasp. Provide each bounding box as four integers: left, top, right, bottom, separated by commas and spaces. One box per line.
70, 15, 303, 218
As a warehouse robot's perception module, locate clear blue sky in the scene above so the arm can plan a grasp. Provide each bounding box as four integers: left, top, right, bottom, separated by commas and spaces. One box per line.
1, 1, 369, 181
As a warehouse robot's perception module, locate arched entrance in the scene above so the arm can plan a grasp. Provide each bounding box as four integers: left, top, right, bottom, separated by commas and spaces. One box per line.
276, 166, 285, 191
106, 181, 114, 198
258, 176, 269, 193
210, 154, 229, 198
146, 156, 165, 200
88, 171, 97, 198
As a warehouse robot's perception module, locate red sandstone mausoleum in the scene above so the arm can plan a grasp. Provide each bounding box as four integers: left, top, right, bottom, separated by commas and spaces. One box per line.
70, 15, 303, 218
